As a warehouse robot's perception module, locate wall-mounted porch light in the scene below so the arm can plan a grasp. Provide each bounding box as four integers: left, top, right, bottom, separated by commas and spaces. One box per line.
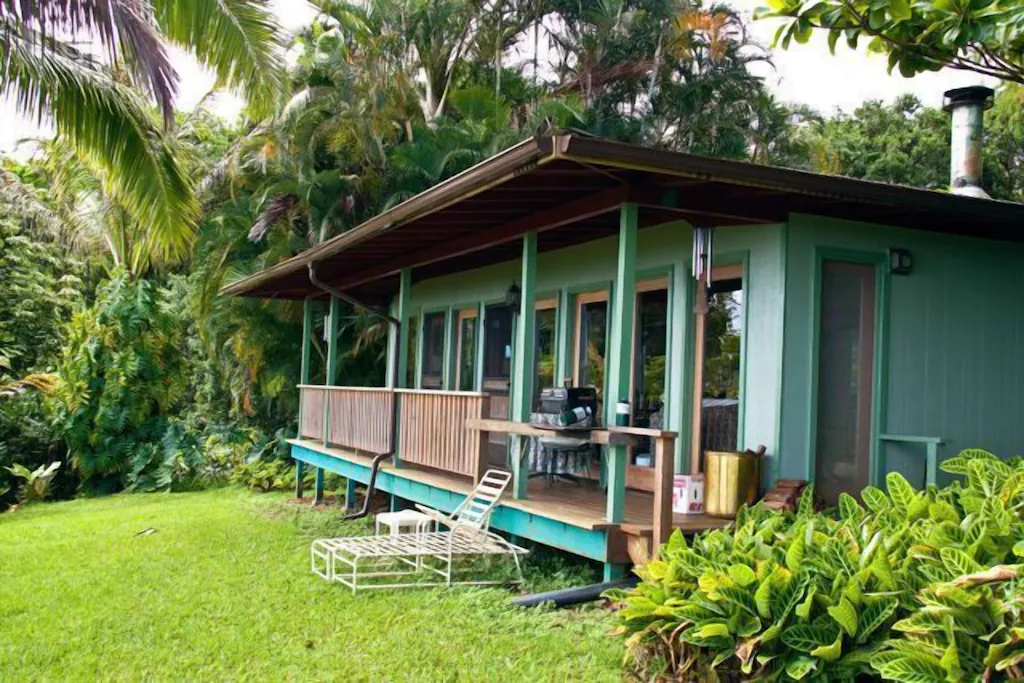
889, 248, 913, 276
505, 282, 522, 309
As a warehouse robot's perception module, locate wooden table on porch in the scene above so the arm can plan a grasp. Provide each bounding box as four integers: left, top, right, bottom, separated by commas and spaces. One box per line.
465, 418, 729, 552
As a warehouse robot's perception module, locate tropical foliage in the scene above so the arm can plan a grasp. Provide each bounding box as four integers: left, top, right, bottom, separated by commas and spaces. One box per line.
759, 0, 1024, 84
0, 0, 1022, 513
608, 449, 1024, 681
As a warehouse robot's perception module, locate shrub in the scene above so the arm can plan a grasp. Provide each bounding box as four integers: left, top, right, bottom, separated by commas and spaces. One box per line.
608, 449, 1024, 682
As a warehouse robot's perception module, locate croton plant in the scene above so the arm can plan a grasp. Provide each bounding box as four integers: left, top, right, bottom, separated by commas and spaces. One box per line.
607, 449, 1024, 682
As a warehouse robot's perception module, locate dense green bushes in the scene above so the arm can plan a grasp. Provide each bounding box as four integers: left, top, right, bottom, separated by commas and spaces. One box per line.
609, 449, 1024, 681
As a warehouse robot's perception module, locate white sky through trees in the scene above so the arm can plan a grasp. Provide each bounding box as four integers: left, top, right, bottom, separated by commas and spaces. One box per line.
0, 0, 993, 154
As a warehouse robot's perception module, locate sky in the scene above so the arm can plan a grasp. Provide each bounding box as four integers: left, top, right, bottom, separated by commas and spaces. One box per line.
0, 0, 994, 154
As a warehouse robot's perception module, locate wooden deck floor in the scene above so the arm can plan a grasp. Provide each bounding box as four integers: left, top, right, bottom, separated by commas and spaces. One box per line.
292, 438, 730, 536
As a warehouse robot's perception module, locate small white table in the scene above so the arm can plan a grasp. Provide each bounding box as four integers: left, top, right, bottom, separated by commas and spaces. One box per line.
375, 509, 436, 537
375, 510, 437, 570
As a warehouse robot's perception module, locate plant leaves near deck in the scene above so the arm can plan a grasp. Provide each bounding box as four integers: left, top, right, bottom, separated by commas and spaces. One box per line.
886, 472, 916, 511
828, 597, 858, 637
782, 624, 834, 653
784, 655, 818, 679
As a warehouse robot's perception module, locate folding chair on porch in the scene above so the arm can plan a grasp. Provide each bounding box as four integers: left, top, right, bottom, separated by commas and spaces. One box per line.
310, 470, 528, 593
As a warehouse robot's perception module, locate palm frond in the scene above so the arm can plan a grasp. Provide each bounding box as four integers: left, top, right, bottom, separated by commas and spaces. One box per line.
0, 372, 58, 397
249, 193, 299, 242
0, 0, 178, 126
4, 30, 198, 264
153, 0, 286, 119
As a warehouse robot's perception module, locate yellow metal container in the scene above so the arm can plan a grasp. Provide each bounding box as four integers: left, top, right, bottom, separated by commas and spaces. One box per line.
704, 450, 760, 518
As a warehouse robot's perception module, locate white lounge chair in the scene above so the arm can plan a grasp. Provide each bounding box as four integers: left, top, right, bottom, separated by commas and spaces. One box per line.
311, 470, 528, 593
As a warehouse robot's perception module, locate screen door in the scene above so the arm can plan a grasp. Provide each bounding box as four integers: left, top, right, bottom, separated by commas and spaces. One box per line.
814, 260, 877, 505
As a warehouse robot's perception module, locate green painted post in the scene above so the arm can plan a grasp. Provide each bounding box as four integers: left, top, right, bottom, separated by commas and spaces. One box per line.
605, 204, 638, 523
389, 269, 412, 389
926, 443, 938, 487
554, 288, 572, 386
298, 298, 314, 438
510, 232, 538, 499
295, 460, 305, 500
345, 477, 358, 511
391, 269, 411, 467
414, 311, 425, 389
474, 302, 486, 391
668, 262, 689, 474
318, 296, 341, 504
314, 467, 325, 506
604, 562, 627, 582
442, 307, 455, 390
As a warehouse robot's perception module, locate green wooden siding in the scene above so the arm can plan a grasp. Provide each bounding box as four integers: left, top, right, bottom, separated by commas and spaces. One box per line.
780, 213, 1024, 488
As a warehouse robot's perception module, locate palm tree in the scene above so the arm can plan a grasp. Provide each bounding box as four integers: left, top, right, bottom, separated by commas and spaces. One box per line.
0, 1, 285, 264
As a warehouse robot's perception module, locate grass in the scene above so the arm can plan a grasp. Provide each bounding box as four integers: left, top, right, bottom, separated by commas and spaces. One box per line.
0, 488, 623, 682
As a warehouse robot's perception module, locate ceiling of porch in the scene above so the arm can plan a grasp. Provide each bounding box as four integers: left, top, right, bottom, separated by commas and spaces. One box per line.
221, 135, 1024, 305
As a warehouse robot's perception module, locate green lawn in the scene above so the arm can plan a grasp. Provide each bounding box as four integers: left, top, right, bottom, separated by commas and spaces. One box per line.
0, 489, 622, 681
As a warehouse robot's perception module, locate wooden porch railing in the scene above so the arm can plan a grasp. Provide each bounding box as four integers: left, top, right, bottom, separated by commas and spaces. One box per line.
326, 387, 394, 454
397, 389, 491, 481
298, 385, 394, 454
298, 386, 326, 440
298, 385, 491, 480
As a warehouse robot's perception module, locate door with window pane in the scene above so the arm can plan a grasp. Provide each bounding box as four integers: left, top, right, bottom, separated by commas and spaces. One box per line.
483, 304, 514, 466
814, 260, 877, 506
420, 312, 446, 389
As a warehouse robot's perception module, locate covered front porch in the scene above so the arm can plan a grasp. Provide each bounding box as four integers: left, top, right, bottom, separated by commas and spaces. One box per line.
292, 385, 727, 574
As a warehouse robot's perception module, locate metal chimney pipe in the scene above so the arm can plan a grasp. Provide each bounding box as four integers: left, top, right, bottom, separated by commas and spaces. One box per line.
942, 86, 995, 198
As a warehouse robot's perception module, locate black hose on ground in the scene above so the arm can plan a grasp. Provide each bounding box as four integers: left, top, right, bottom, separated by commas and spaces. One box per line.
512, 576, 638, 608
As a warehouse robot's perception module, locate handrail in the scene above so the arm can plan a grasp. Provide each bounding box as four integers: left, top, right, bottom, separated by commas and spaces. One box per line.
878, 433, 944, 486
465, 417, 640, 447
394, 388, 488, 397
297, 384, 393, 392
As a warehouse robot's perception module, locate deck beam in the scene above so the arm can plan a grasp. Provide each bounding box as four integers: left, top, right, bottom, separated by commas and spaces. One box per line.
605, 204, 638, 524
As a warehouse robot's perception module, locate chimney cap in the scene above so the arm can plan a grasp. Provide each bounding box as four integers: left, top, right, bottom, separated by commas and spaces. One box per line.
943, 85, 995, 112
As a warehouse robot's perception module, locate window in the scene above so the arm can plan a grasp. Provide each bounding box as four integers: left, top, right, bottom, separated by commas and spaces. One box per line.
574, 290, 609, 411
534, 299, 557, 406
420, 311, 446, 389
483, 304, 514, 384
455, 308, 478, 391
633, 283, 668, 428
699, 266, 743, 454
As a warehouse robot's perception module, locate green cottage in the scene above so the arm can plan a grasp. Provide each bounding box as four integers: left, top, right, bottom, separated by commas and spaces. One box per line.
224, 88, 1024, 579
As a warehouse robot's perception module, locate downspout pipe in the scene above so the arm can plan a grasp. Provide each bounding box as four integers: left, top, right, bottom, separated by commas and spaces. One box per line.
307, 263, 401, 520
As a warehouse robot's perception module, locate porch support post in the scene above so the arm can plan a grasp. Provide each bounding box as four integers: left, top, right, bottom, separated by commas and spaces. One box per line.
554, 288, 572, 385
318, 296, 340, 505
387, 268, 412, 389
298, 298, 314, 440
510, 231, 538, 499
389, 268, 411, 467
295, 460, 305, 500
345, 476, 357, 511
314, 467, 325, 506
442, 307, 455, 390
605, 203, 638, 524
690, 277, 708, 475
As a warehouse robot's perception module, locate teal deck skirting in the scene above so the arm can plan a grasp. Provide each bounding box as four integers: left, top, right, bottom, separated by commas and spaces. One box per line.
291, 443, 610, 562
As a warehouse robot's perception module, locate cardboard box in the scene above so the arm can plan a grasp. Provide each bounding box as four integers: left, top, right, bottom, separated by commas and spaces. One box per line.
672, 474, 705, 514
